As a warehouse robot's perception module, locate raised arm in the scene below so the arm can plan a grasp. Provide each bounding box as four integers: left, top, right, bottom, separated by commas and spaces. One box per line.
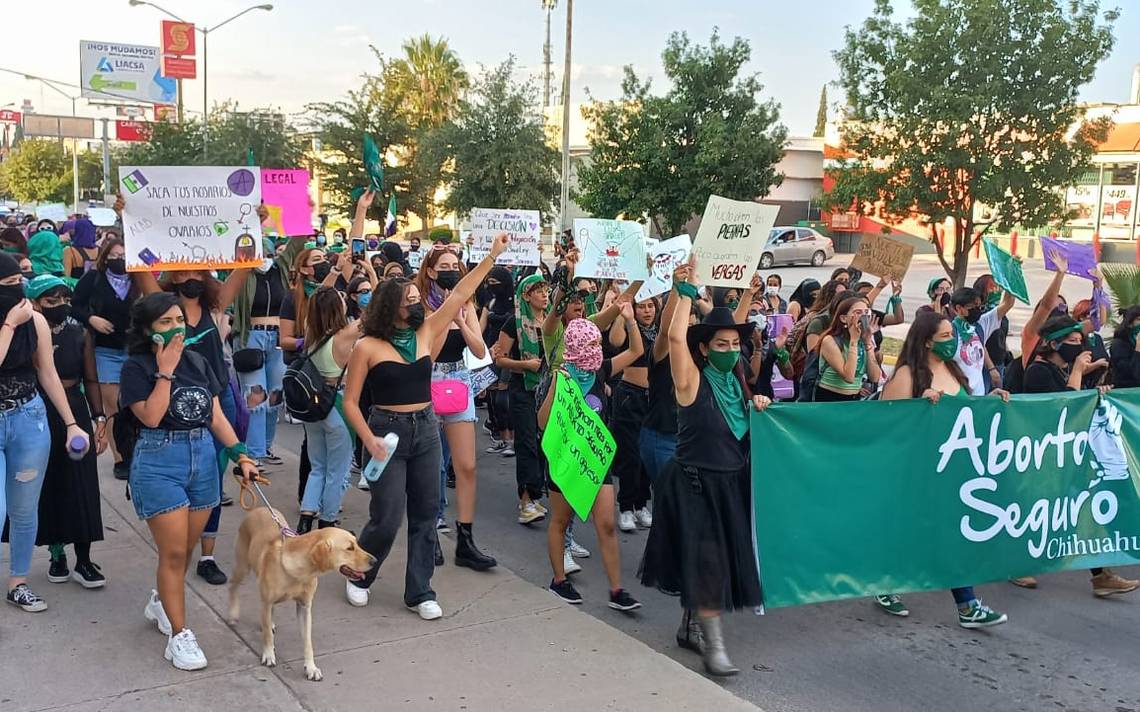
1025, 251, 1068, 338
653, 283, 680, 363
592, 280, 643, 332
217, 268, 251, 310
734, 272, 762, 324
421, 233, 509, 344
609, 301, 645, 375
350, 190, 373, 239
669, 260, 700, 406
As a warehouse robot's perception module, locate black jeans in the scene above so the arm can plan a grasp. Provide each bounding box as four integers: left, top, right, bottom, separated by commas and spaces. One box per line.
486, 386, 511, 434
611, 381, 651, 512
354, 406, 441, 606
509, 381, 544, 501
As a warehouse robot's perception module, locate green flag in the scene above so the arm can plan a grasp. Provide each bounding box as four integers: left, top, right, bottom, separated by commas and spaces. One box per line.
983, 239, 1029, 304
540, 374, 616, 520
246, 148, 255, 167
363, 134, 384, 193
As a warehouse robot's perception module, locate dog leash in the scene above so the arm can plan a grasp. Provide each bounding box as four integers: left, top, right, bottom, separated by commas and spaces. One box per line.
233, 468, 298, 538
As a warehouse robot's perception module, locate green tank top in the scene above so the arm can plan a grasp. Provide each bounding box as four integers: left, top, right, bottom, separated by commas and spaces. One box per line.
817, 336, 866, 395
310, 338, 342, 378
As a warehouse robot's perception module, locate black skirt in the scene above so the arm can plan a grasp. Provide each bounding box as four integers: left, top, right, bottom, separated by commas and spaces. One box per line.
33, 385, 103, 546
638, 458, 761, 612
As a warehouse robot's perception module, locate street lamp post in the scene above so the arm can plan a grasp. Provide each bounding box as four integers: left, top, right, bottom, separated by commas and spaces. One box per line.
559, 0, 573, 231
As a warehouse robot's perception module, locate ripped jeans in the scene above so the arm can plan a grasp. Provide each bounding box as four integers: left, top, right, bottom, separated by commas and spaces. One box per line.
0, 395, 52, 578
236, 327, 285, 459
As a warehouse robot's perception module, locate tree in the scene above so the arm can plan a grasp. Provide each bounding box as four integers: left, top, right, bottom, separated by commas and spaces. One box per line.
434, 59, 560, 223
828, 0, 1117, 287
1, 139, 103, 204
813, 85, 827, 138
575, 30, 787, 237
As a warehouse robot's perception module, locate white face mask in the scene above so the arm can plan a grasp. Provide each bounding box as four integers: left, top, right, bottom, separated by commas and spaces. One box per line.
255, 258, 274, 273
766, 286, 780, 296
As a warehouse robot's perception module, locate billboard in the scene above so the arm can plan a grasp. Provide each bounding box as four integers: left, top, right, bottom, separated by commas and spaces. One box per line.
161, 21, 196, 56
79, 40, 178, 105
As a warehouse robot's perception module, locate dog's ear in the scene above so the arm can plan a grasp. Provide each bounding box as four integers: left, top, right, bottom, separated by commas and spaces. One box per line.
311, 537, 335, 570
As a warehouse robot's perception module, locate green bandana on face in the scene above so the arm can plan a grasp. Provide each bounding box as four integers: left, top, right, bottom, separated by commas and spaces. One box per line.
1131, 324, 1140, 344
931, 335, 958, 362
986, 290, 1002, 308
151, 326, 186, 346
707, 348, 740, 373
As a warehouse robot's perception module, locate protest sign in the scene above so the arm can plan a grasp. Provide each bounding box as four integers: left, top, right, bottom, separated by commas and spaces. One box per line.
469, 208, 541, 266
36, 203, 68, 224
260, 169, 311, 237
118, 165, 263, 272
1040, 236, 1098, 281
692, 195, 780, 288
637, 234, 692, 301
87, 207, 117, 227
751, 390, 1140, 609
983, 239, 1029, 304
850, 233, 915, 279
363, 134, 384, 192
574, 219, 649, 281
407, 249, 423, 271
540, 373, 617, 520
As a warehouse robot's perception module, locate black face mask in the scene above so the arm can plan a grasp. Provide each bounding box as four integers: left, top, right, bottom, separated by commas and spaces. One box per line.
965, 306, 983, 324
435, 270, 460, 290
938, 293, 951, 307
405, 302, 426, 329
175, 279, 205, 299
21, 270, 34, 282
0, 284, 24, 314
311, 262, 332, 282
105, 257, 127, 275
41, 304, 70, 325
1056, 342, 1086, 364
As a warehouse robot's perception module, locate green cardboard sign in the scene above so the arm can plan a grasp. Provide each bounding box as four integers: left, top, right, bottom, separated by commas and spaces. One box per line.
363, 134, 384, 193
540, 374, 615, 520
983, 239, 1029, 304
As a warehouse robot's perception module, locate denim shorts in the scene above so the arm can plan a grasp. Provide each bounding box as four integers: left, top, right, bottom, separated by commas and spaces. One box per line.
129, 427, 220, 520
432, 361, 476, 424
94, 346, 128, 384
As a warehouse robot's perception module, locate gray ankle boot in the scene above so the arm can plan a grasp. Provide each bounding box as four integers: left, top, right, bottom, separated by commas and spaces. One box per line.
697, 614, 739, 676
676, 609, 704, 654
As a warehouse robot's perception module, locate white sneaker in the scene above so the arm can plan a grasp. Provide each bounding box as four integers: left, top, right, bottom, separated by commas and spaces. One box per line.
618, 510, 637, 532
408, 600, 443, 620
517, 501, 546, 525
165, 628, 208, 671
345, 580, 370, 607
356, 473, 369, 491
563, 550, 582, 575
534, 501, 548, 515
567, 539, 590, 558
144, 589, 172, 636
634, 506, 653, 529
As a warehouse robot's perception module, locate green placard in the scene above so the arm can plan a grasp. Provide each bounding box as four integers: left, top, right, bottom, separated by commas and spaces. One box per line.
983, 239, 1029, 304
363, 134, 384, 193
540, 374, 616, 520
750, 389, 1140, 609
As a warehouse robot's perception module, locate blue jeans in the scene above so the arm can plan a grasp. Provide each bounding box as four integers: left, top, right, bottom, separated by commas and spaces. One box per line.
203, 384, 237, 539
129, 428, 219, 520
301, 407, 353, 522
0, 396, 51, 577
952, 586, 976, 607
237, 328, 285, 458
639, 428, 677, 485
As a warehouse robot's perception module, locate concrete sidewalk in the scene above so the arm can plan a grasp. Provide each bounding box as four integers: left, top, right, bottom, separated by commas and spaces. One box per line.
1, 452, 758, 712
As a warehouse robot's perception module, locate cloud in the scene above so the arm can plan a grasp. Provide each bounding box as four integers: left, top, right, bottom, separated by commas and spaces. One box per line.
334, 24, 361, 33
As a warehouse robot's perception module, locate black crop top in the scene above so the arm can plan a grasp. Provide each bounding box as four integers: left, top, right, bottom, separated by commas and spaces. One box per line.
0, 320, 38, 401
251, 267, 286, 318
437, 328, 467, 364
364, 356, 432, 406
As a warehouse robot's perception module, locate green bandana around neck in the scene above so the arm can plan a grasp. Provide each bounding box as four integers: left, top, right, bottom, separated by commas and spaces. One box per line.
702, 365, 748, 440
390, 327, 418, 363
565, 362, 596, 395
303, 280, 320, 298
1130, 324, 1140, 345
515, 274, 547, 390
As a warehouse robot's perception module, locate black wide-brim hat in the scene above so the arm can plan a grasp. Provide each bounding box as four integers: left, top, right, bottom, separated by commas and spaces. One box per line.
687, 306, 755, 352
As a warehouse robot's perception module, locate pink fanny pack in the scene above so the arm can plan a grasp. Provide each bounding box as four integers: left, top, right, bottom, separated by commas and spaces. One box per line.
431, 380, 469, 415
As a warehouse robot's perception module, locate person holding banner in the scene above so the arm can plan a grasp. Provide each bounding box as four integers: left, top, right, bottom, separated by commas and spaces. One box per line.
537, 310, 643, 612
639, 260, 769, 677
873, 310, 1009, 626
342, 233, 511, 619
947, 286, 1015, 397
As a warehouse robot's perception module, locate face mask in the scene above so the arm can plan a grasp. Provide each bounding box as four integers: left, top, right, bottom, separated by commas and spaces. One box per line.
0, 284, 23, 313
931, 336, 957, 362
316, 236, 327, 248
965, 306, 983, 324
748, 313, 767, 332
357, 291, 372, 308
255, 258, 274, 273
726, 299, 740, 310
1131, 324, 1140, 343
986, 290, 1001, 308
311, 262, 332, 282
707, 348, 740, 373
175, 279, 205, 299
1056, 342, 1086, 364
150, 326, 186, 346
766, 286, 780, 296
41, 304, 71, 325
21, 270, 34, 282
938, 292, 951, 307
565, 362, 597, 393
1, 246, 19, 254
105, 257, 127, 275
435, 270, 461, 290
404, 302, 425, 329
410, 244, 420, 253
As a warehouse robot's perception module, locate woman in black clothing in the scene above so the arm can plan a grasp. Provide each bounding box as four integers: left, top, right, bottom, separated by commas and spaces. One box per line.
479, 267, 515, 455
71, 238, 136, 478
639, 260, 770, 677
786, 278, 820, 322
1109, 305, 1140, 388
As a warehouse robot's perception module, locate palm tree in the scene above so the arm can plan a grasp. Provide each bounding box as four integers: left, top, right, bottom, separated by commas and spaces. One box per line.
1102, 264, 1140, 326
542, 0, 558, 107
390, 34, 469, 129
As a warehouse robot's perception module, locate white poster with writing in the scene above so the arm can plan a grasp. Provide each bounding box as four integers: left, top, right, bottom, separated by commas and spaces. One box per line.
118, 165, 263, 272
637, 234, 692, 301
574, 218, 649, 281
692, 195, 780, 288
469, 208, 541, 266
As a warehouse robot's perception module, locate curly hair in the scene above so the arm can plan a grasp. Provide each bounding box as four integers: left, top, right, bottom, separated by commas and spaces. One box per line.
361, 278, 412, 342
127, 292, 184, 355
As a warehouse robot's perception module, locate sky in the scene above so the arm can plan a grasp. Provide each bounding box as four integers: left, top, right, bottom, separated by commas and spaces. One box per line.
2, 0, 1140, 137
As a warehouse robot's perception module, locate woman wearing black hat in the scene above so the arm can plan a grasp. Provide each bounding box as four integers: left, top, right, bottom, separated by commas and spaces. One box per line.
639, 260, 769, 677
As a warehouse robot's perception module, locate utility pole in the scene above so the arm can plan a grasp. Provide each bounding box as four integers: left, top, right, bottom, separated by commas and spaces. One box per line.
558, 0, 573, 231
542, 0, 556, 107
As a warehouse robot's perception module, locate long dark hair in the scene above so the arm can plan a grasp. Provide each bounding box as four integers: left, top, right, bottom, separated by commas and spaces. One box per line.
809, 279, 846, 314
95, 237, 123, 271
362, 278, 412, 342
687, 328, 754, 400
127, 292, 183, 355
823, 296, 867, 339
1036, 315, 1081, 358
1114, 305, 1140, 342
789, 278, 820, 309
304, 286, 348, 346
894, 311, 968, 397
0, 227, 27, 255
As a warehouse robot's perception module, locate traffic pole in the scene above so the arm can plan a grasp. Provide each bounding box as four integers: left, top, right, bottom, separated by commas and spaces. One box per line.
1009, 230, 1018, 256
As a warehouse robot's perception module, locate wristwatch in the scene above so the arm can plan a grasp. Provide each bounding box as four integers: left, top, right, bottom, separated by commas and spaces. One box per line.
155, 372, 176, 382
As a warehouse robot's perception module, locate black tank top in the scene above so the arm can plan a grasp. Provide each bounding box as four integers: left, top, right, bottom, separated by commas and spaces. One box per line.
643, 354, 677, 434
251, 267, 286, 317
675, 373, 748, 472
365, 356, 432, 406
186, 309, 227, 385
437, 328, 466, 364
53, 321, 86, 381
0, 320, 38, 400
69, 247, 97, 279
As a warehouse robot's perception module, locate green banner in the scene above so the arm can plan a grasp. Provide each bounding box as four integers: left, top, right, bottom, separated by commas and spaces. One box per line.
750, 389, 1140, 609
983, 239, 1029, 304
541, 374, 616, 520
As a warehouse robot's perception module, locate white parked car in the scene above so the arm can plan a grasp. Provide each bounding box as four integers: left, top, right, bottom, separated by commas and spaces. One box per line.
758, 227, 835, 268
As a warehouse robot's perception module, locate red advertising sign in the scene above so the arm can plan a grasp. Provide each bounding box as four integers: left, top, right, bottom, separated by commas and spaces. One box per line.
161, 20, 196, 56
0, 110, 20, 124
161, 55, 197, 80
153, 104, 176, 122
116, 120, 152, 142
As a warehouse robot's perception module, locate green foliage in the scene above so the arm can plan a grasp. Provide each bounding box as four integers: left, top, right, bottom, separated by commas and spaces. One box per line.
1, 139, 104, 204
576, 30, 787, 237
389, 34, 469, 130
1102, 264, 1140, 324
434, 58, 560, 223
813, 85, 827, 138
429, 226, 454, 242
829, 0, 1117, 286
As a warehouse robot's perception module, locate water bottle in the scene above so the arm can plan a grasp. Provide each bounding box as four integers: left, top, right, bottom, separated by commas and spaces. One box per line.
67, 434, 90, 461
362, 433, 400, 482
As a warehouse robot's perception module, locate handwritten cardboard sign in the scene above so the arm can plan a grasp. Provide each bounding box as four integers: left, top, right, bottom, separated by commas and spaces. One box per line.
850, 233, 915, 279
692, 195, 780, 288
469, 207, 541, 266
260, 168, 311, 237
574, 218, 649, 281
1039, 236, 1098, 281
540, 374, 616, 520
119, 165, 263, 272
637, 234, 692, 301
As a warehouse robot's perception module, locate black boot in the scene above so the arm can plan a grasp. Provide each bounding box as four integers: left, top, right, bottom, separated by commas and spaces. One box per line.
318, 519, 356, 536
434, 535, 445, 567
454, 521, 497, 571
676, 609, 704, 654
297, 513, 315, 534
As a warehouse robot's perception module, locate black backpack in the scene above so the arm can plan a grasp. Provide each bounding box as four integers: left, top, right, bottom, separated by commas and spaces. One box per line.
283, 333, 345, 423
